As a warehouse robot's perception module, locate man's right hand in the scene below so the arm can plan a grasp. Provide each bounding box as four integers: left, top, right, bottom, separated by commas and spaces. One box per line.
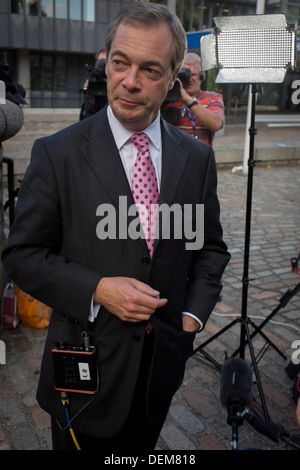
94, 277, 168, 323
177, 78, 194, 106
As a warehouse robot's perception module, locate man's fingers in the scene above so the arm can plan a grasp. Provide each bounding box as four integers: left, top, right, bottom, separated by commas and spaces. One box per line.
125, 279, 168, 317
95, 276, 167, 323
130, 278, 161, 298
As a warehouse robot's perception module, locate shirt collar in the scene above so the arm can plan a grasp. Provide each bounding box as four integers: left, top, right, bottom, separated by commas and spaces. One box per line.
107, 105, 161, 151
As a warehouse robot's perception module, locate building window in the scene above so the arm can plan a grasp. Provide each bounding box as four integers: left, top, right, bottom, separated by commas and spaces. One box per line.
55, 56, 66, 90
83, 0, 95, 22
30, 53, 66, 91
12, 0, 95, 21
26, 0, 38, 15
42, 55, 54, 90
56, 0, 67, 19
177, 0, 257, 31
41, 0, 53, 17
11, 0, 25, 14
30, 54, 41, 89
70, 0, 81, 20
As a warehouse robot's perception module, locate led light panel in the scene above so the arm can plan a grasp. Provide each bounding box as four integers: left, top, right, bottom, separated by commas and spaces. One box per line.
200, 14, 296, 83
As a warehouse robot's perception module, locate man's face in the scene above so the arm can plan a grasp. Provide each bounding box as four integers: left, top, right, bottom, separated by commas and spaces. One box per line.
106, 22, 177, 132
182, 62, 201, 97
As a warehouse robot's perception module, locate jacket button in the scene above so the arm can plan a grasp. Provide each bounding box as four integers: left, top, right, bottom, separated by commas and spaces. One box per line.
141, 256, 150, 265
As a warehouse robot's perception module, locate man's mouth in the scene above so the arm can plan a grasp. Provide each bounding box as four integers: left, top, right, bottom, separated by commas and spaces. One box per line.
118, 97, 141, 107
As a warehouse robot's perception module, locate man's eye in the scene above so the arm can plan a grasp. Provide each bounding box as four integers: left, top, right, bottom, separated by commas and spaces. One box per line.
145, 68, 161, 79
113, 60, 127, 69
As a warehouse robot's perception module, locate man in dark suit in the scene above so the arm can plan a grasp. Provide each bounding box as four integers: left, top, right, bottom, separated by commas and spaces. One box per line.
2, 2, 230, 451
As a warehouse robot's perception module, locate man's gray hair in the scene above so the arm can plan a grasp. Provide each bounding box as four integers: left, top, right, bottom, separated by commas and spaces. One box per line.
184, 52, 201, 66
106, 2, 187, 73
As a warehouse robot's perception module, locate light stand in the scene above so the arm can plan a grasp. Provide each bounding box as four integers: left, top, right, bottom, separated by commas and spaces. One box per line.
192, 14, 297, 422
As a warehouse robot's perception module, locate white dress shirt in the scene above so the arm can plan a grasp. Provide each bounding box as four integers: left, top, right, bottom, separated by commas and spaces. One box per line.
89, 106, 202, 330
107, 105, 162, 190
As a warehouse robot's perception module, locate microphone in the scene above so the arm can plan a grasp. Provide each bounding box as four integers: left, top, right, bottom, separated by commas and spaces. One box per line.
220, 358, 300, 448
220, 357, 253, 417
220, 357, 253, 450
242, 412, 282, 443
242, 412, 300, 446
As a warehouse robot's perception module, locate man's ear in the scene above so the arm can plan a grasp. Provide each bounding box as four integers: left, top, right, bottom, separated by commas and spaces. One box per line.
168, 70, 179, 91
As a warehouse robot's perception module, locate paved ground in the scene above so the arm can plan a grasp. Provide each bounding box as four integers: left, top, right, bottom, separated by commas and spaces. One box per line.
0, 110, 300, 452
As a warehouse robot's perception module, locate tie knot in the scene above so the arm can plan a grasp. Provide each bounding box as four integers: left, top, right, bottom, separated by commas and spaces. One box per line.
130, 133, 150, 152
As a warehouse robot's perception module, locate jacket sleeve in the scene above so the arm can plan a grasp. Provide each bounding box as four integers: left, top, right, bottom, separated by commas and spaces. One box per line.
1, 138, 102, 328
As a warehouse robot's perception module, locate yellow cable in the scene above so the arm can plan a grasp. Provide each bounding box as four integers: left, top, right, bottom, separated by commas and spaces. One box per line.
61, 395, 81, 451
69, 427, 81, 450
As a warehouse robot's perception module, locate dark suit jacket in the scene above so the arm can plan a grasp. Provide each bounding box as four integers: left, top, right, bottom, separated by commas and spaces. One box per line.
2, 107, 230, 438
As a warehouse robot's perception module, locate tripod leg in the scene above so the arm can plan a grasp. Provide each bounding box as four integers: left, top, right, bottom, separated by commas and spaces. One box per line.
244, 320, 270, 422
193, 318, 239, 354
231, 316, 287, 361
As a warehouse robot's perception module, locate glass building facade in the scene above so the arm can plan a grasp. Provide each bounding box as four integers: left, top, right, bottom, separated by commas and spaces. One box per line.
1, 0, 299, 111
1, 0, 132, 107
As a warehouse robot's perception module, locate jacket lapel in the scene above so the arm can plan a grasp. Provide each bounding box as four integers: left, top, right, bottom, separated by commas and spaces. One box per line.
159, 120, 188, 207
156, 121, 189, 248
79, 110, 134, 210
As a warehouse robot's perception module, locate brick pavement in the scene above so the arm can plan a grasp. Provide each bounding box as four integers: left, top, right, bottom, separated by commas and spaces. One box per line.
0, 114, 300, 451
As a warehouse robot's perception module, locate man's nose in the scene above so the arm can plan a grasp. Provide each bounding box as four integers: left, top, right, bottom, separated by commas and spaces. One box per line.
122, 67, 141, 90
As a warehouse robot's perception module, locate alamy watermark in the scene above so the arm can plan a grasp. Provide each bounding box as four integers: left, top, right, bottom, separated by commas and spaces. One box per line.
0, 80, 5, 104
96, 197, 204, 250
291, 339, 300, 365
0, 340, 6, 364
291, 80, 300, 105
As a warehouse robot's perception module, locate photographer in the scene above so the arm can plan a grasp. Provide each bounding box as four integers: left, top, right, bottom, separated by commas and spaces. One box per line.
162, 52, 224, 146
80, 49, 108, 120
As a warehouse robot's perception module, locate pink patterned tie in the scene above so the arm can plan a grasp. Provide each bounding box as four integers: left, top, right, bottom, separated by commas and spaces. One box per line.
130, 133, 159, 258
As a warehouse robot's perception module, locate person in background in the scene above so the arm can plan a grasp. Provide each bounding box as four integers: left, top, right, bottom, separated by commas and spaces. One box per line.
80, 49, 108, 120
163, 52, 224, 146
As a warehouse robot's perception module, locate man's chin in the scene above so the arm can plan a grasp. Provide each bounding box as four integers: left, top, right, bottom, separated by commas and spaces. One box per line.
112, 108, 147, 131
114, 106, 141, 123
